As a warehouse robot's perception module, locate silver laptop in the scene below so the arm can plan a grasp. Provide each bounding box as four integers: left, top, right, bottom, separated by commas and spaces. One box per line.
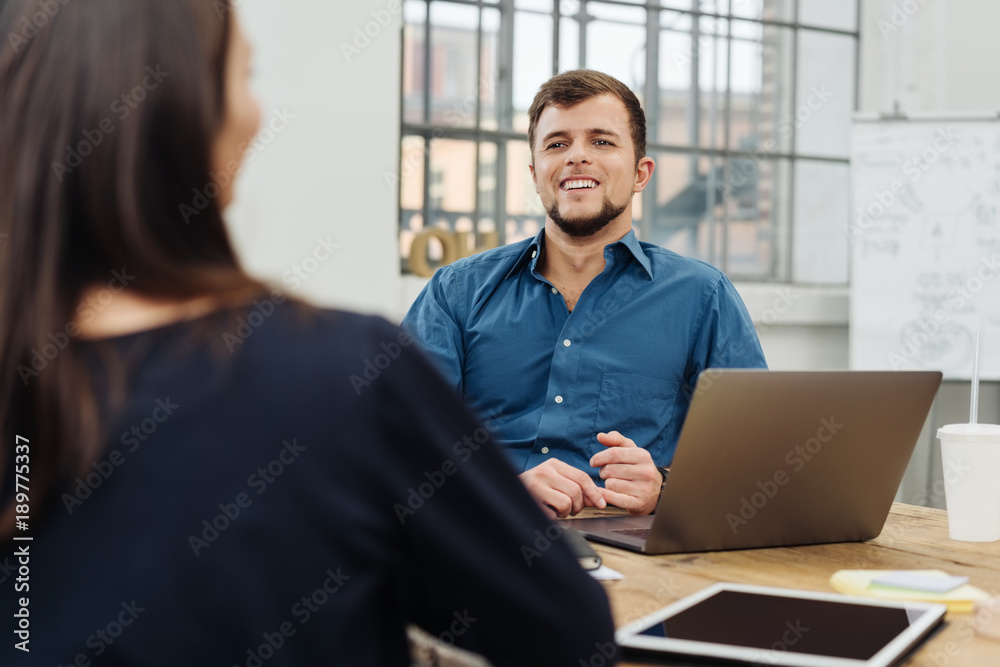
564, 370, 942, 554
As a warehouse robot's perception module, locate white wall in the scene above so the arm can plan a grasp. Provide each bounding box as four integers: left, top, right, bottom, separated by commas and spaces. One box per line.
226, 0, 402, 318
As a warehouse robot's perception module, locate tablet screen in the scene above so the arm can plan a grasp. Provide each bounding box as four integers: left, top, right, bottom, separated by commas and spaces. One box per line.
637, 590, 910, 660
619, 584, 946, 667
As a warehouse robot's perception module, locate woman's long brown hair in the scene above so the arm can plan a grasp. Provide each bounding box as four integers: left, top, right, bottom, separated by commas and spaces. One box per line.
0, 0, 266, 536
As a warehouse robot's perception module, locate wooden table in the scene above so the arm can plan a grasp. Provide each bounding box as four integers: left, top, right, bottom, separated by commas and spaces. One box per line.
574, 503, 1000, 666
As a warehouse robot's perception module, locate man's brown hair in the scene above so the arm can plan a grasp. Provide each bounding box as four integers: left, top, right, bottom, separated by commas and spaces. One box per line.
527, 69, 647, 166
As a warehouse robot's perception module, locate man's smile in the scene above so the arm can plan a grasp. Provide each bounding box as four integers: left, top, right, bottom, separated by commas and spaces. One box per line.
560, 177, 600, 191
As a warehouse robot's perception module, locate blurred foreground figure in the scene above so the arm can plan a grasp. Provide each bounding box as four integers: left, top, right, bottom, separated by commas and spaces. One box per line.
0, 1, 615, 664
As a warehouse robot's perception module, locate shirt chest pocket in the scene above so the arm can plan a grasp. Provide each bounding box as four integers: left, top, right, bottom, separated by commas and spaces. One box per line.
592, 371, 680, 464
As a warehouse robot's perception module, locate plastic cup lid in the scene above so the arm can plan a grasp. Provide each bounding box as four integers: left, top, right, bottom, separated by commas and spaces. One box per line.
937, 423, 1000, 441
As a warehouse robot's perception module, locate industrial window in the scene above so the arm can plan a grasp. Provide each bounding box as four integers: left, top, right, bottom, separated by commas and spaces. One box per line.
398, 0, 859, 283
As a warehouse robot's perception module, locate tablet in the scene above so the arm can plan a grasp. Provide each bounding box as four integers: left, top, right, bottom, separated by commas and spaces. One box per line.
616, 582, 946, 667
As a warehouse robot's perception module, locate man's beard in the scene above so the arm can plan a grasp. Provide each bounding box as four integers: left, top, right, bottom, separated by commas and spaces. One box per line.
546, 196, 629, 238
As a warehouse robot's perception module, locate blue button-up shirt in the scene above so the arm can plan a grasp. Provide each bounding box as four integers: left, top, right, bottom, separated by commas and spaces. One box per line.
402, 229, 767, 480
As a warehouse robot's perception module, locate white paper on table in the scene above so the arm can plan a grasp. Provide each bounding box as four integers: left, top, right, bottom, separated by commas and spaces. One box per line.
588, 565, 624, 581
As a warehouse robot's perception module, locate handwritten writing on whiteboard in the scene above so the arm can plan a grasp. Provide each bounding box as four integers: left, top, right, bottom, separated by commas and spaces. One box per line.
850, 119, 1000, 380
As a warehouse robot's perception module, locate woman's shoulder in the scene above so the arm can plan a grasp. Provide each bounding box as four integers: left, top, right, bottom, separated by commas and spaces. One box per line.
223, 300, 423, 393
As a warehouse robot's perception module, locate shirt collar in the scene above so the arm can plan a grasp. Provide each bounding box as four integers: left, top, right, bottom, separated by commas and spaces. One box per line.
504, 227, 654, 280
612, 229, 654, 279
504, 228, 546, 280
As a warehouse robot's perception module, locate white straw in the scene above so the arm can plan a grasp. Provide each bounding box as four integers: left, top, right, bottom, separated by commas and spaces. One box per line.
970, 330, 981, 425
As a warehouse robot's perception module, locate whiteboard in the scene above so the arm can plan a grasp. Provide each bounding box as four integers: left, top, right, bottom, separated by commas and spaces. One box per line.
849, 116, 1000, 380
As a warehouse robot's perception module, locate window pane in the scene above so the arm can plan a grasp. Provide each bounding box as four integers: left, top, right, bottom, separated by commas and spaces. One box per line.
399, 0, 857, 283
429, 2, 481, 128
587, 1, 646, 22
505, 140, 545, 245
478, 142, 499, 228
513, 11, 554, 131
795, 30, 855, 159
799, 0, 857, 31
516, 0, 552, 10
402, 1, 427, 124
654, 0, 708, 10
403, 139, 479, 275
656, 14, 728, 151
722, 157, 791, 279
729, 22, 794, 154
585, 12, 647, 88
793, 160, 849, 283
587, 0, 648, 6
732, 0, 794, 22
646, 153, 724, 266
430, 139, 477, 217
398, 136, 427, 269
480, 9, 501, 130
657, 12, 692, 146
558, 15, 581, 71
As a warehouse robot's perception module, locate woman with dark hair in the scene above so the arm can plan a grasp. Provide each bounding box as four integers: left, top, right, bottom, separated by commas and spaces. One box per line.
0, 1, 615, 664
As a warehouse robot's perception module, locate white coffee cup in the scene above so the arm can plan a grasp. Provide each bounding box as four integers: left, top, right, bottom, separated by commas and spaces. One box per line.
937, 423, 1000, 542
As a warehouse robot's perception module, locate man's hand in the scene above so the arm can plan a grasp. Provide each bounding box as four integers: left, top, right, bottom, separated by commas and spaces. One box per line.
590, 431, 661, 515
520, 459, 607, 519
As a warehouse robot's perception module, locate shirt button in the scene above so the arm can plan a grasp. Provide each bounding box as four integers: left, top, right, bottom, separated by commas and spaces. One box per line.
554, 395, 563, 404
541, 447, 550, 454
531, 250, 537, 259
551, 287, 558, 294
563, 339, 571, 347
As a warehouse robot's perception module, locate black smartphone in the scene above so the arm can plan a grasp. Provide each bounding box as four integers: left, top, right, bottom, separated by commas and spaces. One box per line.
561, 526, 602, 570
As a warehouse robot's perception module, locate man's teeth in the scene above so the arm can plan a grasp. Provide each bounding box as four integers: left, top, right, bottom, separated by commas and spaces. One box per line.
563, 179, 597, 190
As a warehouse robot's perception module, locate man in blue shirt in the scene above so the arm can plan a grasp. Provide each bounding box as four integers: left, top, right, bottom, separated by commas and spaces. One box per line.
403, 70, 766, 519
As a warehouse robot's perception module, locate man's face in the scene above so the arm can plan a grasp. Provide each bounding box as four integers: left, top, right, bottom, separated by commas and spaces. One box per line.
529, 93, 650, 238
